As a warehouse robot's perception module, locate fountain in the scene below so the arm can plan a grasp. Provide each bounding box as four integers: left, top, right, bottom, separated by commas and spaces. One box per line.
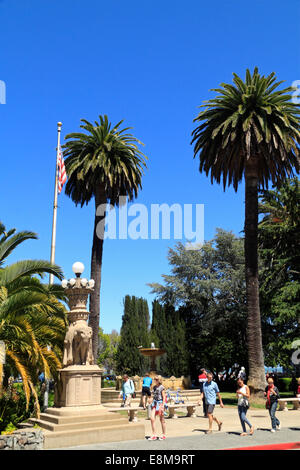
138, 343, 166, 375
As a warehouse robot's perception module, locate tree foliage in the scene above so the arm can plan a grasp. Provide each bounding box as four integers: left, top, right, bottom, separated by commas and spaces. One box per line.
115, 296, 150, 375
259, 178, 300, 370
149, 229, 248, 381
97, 328, 120, 373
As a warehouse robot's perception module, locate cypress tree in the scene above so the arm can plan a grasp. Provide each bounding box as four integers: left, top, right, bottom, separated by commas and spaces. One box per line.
116, 295, 150, 375
150, 301, 189, 377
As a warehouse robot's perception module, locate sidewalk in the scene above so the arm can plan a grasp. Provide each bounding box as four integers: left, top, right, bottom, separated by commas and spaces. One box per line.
54, 405, 300, 450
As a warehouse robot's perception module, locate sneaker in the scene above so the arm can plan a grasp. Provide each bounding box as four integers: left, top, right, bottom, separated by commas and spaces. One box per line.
270, 429, 276, 433
159, 435, 166, 440
277, 424, 281, 430
147, 435, 157, 441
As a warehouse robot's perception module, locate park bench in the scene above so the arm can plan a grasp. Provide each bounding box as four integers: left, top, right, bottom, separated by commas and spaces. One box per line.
278, 398, 300, 411
166, 402, 199, 419
106, 402, 200, 422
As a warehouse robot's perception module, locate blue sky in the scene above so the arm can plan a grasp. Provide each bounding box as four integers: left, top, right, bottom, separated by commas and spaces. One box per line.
1, 0, 299, 333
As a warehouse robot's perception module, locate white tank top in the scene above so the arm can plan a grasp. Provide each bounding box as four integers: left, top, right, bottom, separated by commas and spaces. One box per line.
237, 385, 248, 406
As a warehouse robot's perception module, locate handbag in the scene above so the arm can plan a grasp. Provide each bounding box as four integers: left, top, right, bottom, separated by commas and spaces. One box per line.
241, 397, 249, 408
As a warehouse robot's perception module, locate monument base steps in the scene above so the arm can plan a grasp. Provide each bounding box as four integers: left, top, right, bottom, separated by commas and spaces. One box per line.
27, 406, 144, 449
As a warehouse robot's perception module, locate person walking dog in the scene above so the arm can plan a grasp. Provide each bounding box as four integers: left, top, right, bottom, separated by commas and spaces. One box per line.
236, 378, 254, 436
264, 377, 281, 432
200, 372, 224, 434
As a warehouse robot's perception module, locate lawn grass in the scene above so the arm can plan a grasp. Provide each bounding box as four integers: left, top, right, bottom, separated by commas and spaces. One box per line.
221, 391, 295, 409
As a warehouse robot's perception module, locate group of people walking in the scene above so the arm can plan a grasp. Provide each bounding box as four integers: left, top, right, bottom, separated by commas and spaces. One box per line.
198, 368, 282, 435
118, 368, 289, 441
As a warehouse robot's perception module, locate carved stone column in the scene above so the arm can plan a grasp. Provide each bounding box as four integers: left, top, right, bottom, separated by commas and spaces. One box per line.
55, 263, 103, 407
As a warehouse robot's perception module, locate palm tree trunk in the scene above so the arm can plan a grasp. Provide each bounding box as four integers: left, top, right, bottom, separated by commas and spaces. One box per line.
89, 185, 107, 361
244, 164, 266, 398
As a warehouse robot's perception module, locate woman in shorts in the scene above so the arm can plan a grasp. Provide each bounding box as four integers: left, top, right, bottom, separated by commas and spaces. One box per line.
142, 372, 152, 409
148, 375, 166, 441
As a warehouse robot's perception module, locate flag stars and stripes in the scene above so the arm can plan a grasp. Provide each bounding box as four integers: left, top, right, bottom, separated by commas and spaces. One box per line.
57, 145, 67, 193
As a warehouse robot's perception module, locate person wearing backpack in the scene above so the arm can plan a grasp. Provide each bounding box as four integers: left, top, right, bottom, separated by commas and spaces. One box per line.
119, 374, 135, 408
236, 377, 254, 436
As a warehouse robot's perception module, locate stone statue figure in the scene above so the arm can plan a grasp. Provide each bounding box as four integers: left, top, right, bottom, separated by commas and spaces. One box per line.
63, 320, 94, 366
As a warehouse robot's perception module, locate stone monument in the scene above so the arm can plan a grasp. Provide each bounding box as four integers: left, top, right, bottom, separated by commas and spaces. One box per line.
54, 262, 102, 407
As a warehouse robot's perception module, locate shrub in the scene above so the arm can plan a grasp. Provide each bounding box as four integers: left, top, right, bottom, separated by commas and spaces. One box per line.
278, 377, 292, 392
102, 380, 116, 388
1, 422, 17, 434
0, 385, 36, 433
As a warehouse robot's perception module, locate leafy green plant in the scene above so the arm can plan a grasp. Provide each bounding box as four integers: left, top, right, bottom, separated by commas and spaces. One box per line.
1, 422, 17, 435
0, 385, 36, 433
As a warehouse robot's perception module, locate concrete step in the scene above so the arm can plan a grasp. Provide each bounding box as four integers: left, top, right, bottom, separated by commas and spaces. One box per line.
36, 411, 123, 425
43, 421, 145, 449
28, 416, 129, 432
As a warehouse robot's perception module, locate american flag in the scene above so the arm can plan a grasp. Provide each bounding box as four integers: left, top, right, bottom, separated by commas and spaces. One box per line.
57, 145, 67, 194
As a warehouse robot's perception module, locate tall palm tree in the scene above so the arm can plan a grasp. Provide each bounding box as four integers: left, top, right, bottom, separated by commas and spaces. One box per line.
191, 68, 300, 396
63, 115, 147, 359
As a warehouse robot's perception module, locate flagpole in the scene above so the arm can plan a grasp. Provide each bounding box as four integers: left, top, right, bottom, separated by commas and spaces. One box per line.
49, 121, 62, 285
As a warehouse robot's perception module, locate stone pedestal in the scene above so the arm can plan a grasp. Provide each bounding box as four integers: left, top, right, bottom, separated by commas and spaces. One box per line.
55, 365, 103, 407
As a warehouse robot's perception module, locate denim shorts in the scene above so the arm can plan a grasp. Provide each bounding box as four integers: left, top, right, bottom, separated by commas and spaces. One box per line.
206, 404, 215, 414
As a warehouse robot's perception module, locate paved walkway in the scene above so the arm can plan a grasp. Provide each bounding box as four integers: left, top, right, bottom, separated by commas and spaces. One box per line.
55, 405, 300, 450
